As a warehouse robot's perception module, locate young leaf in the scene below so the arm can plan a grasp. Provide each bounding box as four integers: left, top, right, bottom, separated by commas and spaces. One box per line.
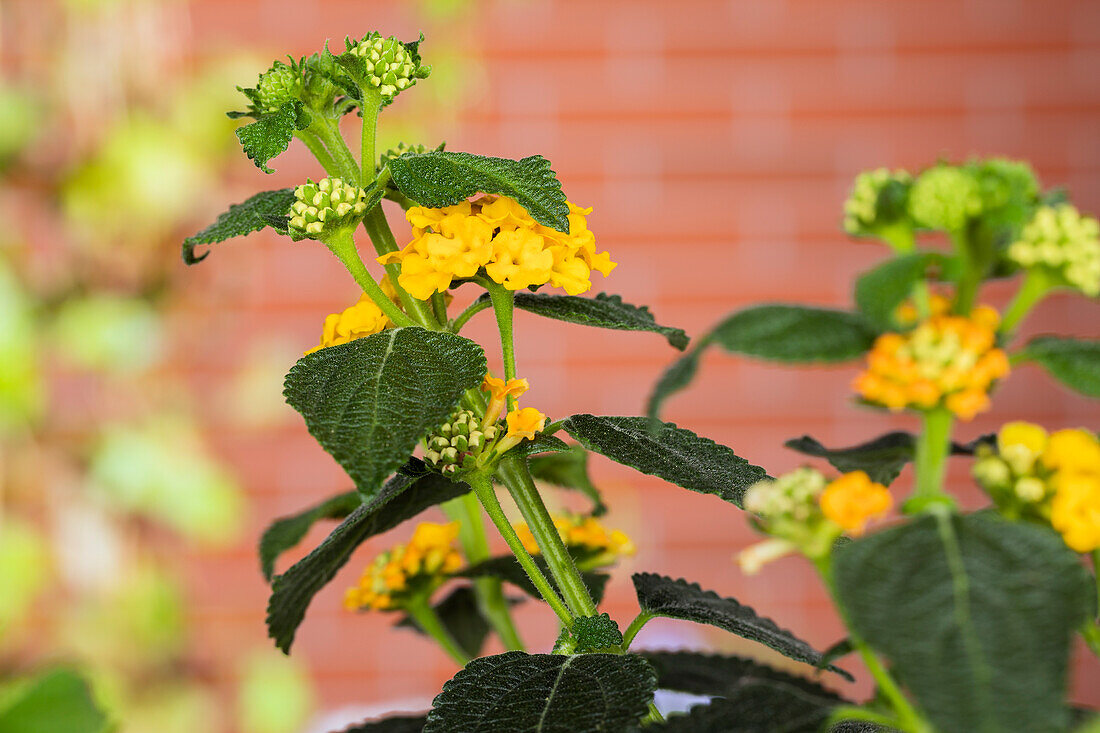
266, 470, 469, 652
834, 513, 1093, 733
509, 292, 689, 350
642, 650, 845, 700
786, 432, 989, 485
0, 669, 111, 733
460, 554, 610, 606
528, 445, 607, 516
235, 100, 310, 173
423, 651, 656, 732
395, 586, 513, 659
284, 328, 486, 498
652, 680, 843, 733
709, 304, 877, 363
646, 343, 709, 421
632, 574, 851, 679
259, 490, 361, 581
388, 151, 570, 232
182, 188, 296, 264
563, 415, 768, 508
336, 715, 428, 733
854, 252, 936, 329
569, 613, 624, 651
1018, 336, 1100, 398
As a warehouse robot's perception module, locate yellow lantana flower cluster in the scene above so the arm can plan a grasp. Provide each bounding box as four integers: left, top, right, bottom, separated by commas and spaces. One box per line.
344, 522, 464, 611
377, 196, 615, 299
973, 422, 1100, 553
854, 305, 1009, 420
515, 514, 635, 569
304, 294, 391, 354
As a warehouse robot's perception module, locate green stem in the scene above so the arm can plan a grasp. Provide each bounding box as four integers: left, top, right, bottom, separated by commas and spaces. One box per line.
1082, 622, 1100, 658
312, 117, 360, 184
1000, 268, 1052, 337
431, 292, 449, 324
295, 128, 339, 176
360, 207, 439, 329
442, 493, 525, 651
621, 611, 655, 649
324, 230, 414, 327
405, 596, 471, 666
641, 702, 665, 726
483, 279, 519, 407
496, 453, 597, 617
360, 91, 380, 185
879, 222, 915, 254
907, 406, 956, 513
951, 227, 989, 315
466, 472, 573, 626
451, 298, 492, 333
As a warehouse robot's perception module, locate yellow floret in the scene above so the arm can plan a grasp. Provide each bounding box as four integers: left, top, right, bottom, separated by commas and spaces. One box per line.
818, 471, 893, 536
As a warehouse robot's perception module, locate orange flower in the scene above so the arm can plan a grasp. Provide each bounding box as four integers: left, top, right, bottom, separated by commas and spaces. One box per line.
819, 471, 892, 536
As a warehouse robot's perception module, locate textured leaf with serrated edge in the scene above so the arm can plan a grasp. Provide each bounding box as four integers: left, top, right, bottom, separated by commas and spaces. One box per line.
266, 469, 469, 652
632, 574, 850, 679
259, 490, 361, 581
284, 328, 485, 497
528, 445, 607, 515
235, 100, 310, 173
508, 292, 689, 350
854, 252, 938, 330
335, 715, 427, 733
182, 188, 295, 264
0, 669, 111, 733
388, 151, 569, 232
569, 613, 623, 651
646, 342, 710, 421
395, 585, 518, 659
423, 651, 656, 733
710, 304, 877, 363
652, 680, 850, 733
459, 554, 610, 606
834, 513, 1092, 733
1019, 336, 1100, 398
642, 650, 846, 700
563, 415, 767, 508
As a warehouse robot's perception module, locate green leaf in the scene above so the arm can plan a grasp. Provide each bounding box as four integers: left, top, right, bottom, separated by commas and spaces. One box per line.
0, 669, 110, 733
563, 415, 767, 508
337, 715, 428, 733
388, 151, 569, 232
460, 554, 610, 606
834, 513, 1093, 733
642, 650, 845, 700
423, 651, 656, 732
854, 253, 936, 329
569, 613, 623, 652
528, 445, 607, 516
509, 292, 689, 350
266, 469, 469, 652
396, 585, 513, 659
709, 304, 876, 363
646, 344, 708, 421
521, 433, 571, 457
235, 100, 310, 173
786, 432, 989, 486
259, 490, 361, 581
1019, 336, 1100, 398
632, 574, 850, 678
652, 680, 843, 733
182, 188, 296, 264
284, 328, 486, 497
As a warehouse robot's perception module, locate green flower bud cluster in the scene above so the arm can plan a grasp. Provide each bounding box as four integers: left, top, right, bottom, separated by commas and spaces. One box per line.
288, 178, 369, 239
972, 445, 1051, 509
1008, 204, 1100, 297
256, 62, 304, 113
378, 142, 430, 172
349, 34, 430, 101
424, 408, 500, 475
972, 158, 1039, 213
843, 168, 912, 237
909, 164, 983, 232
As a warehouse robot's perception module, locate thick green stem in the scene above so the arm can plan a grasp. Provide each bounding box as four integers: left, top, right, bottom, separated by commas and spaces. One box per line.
360, 207, 439, 329
324, 230, 414, 327
295, 128, 340, 176
359, 90, 381, 185
311, 117, 360, 184
1001, 268, 1051, 337
908, 406, 956, 513
442, 493, 525, 651
466, 472, 573, 626
621, 611, 655, 649
640, 702, 665, 726
483, 279, 519, 407
496, 453, 597, 617
951, 227, 990, 315
405, 596, 471, 666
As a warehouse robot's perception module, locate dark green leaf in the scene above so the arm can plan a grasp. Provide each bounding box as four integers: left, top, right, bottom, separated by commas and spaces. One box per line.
388, 151, 569, 232
528, 445, 607, 516
182, 188, 295, 264
1019, 336, 1100, 398
284, 328, 486, 497
521, 433, 571, 457
653, 680, 841, 733
266, 470, 469, 652
260, 491, 362, 581
235, 100, 310, 173
817, 638, 855, 672
569, 613, 623, 651
834, 513, 1093, 733
460, 554, 609, 606
642, 650, 844, 700
509, 292, 689, 350
710, 304, 876, 363
632, 574, 850, 679
396, 585, 514, 659
854, 253, 936, 329
336, 714, 427, 733
786, 432, 990, 485
646, 344, 709, 421
563, 415, 767, 508
0, 669, 110, 733
423, 651, 656, 732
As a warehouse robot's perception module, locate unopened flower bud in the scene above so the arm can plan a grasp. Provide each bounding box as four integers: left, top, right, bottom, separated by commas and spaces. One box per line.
972, 455, 1012, 491
287, 178, 369, 240
257, 62, 304, 112
1014, 477, 1047, 503
347, 34, 431, 102
844, 168, 912, 238
909, 165, 982, 232
1008, 204, 1100, 297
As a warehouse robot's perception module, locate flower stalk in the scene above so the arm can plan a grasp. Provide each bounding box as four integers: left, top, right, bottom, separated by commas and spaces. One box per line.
908, 406, 956, 513
404, 595, 472, 667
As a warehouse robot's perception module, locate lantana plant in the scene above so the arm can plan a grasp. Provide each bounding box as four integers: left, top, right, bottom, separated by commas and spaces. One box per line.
184, 31, 1100, 733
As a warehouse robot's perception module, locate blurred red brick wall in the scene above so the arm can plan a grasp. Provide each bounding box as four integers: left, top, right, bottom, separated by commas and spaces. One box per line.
174, 0, 1100, 722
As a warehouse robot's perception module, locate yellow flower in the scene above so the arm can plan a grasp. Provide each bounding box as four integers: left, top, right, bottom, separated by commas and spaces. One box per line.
997, 421, 1049, 475
482, 372, 530, 425
305, 294, 390, 354
547, 246, 592, 295
505, 407, 547, 441
819, 471, 892, 536
485, 228, 553, 290
1050, 473, 1100, 553
1043, 429, 1100, 476
476, 195, 536, 230
344, 521, 462, 612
